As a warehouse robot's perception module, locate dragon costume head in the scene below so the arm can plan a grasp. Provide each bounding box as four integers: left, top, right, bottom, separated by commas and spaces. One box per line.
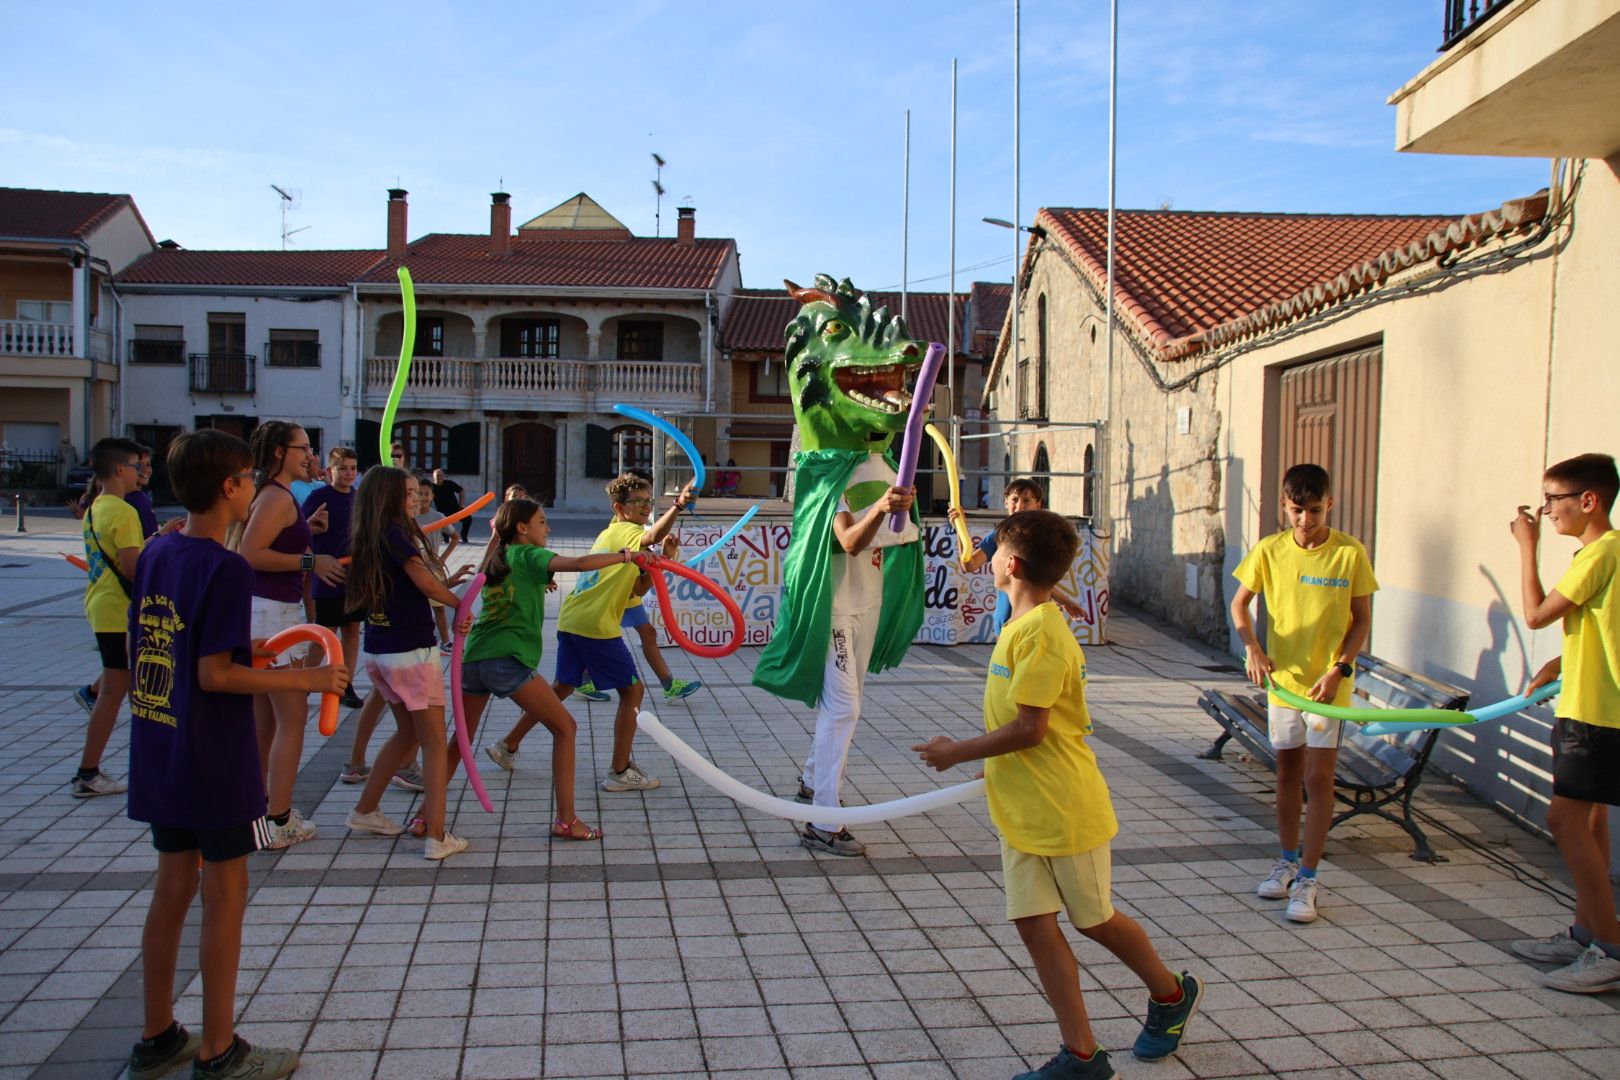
783, 274, 926, 454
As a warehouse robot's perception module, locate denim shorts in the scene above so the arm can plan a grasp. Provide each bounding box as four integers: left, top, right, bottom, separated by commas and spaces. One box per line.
461, 655, 536, 698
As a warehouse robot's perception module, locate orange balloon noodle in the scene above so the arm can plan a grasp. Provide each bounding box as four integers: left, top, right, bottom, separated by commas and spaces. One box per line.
62, 552, 90, 572
251, 623, 344, 736
338, 490, 494, 565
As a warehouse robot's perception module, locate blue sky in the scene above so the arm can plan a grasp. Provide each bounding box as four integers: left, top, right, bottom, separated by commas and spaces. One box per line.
2, 1, 1546, 294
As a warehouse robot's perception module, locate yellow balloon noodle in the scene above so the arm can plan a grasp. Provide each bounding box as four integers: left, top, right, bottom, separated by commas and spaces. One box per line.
925, 422, 972, 565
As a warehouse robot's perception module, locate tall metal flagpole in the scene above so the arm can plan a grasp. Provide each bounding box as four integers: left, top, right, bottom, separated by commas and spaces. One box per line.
1011, 0, 1021, 461
948, 58, 959, 502
1102, 0, 1118, 544
902, 109, 911, 323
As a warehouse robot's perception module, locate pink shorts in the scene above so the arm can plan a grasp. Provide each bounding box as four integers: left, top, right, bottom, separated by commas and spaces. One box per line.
364, 647, 445, 711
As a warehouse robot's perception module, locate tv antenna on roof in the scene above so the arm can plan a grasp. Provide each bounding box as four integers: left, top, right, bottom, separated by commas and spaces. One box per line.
271, 184, 309, 249
651, 152, 667, 237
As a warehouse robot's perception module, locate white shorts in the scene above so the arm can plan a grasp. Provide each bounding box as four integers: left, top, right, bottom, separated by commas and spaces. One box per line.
1268, 701, 1342, 751
250, 597, 308, 667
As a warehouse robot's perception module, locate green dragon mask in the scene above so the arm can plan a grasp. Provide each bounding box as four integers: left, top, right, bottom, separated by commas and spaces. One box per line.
784, 274, 925, 452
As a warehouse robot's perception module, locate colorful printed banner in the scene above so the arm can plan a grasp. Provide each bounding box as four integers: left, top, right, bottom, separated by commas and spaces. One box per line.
650, 519, 1109, 648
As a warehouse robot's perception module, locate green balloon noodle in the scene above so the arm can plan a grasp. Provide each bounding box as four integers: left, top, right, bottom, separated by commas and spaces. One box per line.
379, 266, 416, 462
1268, 680, 1474, 726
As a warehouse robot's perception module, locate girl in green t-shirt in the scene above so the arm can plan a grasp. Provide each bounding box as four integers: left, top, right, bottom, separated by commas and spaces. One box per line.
452, 498, 636, 840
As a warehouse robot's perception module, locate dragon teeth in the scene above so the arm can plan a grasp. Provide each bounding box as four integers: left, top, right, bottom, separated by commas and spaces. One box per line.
847, 389, 905, 414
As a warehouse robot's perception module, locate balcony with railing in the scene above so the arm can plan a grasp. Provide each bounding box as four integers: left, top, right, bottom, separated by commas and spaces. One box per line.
360, 356, 703, 412
1, 320, 76, 357
190, 353, 256, 395
1392, 0, 1620, 157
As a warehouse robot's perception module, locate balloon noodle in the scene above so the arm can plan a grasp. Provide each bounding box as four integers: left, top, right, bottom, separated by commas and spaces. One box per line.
684, 504, 761, 567
636, 710, 985, 826
251, 623, 344, 736
924, 422, 972, 565
1268, 678, 1563, 736
449, 573, 495, 812
890, 342, 946, 532
613, 403, 705, 494
629, 551, 743, 658
62, 552, 89, 572
338, 491, 493, 565
378, 266, 416, 462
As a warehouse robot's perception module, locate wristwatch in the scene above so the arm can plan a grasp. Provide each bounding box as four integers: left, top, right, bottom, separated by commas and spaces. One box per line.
1334, 660, 1354, 679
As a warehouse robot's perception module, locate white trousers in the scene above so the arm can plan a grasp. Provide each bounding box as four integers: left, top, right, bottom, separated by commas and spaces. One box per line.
802, 608, 880, 832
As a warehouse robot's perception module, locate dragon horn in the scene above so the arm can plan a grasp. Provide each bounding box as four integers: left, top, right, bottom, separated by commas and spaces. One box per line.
785, 279, 839, 307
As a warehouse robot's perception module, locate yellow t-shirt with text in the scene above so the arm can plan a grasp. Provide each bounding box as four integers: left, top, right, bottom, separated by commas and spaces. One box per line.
983, 603, 1118, 856
1554, 529, 1620, 730
1233, 528, 1377, 707
556, 520, 646, 639
83, 495, 144, 633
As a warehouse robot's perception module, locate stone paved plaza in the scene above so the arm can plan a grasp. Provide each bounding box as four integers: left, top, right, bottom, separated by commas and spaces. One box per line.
1, 509, 1616, 1079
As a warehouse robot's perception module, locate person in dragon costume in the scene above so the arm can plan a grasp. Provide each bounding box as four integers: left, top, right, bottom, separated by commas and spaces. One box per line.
752, 275, 928, 856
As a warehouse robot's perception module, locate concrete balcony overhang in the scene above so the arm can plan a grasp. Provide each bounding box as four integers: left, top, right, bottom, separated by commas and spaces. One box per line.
1390, 0, 1620, 158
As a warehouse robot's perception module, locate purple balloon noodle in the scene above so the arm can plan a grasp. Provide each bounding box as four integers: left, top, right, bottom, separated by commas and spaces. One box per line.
890, 342, 946, 532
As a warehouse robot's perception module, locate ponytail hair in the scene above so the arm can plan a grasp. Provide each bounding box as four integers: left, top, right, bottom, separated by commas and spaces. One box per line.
480, 498, 541, 588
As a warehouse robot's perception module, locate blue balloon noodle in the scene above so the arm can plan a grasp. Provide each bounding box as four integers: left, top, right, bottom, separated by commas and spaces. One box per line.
613, 403, 706, 493
684, 504, 761, 567
1361, 680, 1562, 735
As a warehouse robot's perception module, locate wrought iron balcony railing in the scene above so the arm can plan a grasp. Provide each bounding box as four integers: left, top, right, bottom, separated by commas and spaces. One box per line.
189, 352, 256, 394
1442, 0, 1513, 50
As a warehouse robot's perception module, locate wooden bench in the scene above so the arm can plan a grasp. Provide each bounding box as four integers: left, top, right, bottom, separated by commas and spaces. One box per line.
1197, 653, 1470, 862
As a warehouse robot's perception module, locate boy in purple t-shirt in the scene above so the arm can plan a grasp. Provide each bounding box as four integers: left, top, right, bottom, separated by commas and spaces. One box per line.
303, 446, 363, 707
124, 430, 349, 1080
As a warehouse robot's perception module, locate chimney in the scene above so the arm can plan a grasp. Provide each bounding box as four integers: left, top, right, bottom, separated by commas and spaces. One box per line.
676, 204, 695, 247
489, 191, 511, 256
386, 188, 409, 258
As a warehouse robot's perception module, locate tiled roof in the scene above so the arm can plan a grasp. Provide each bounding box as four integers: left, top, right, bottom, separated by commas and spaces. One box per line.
968, 282, 1011, 338
1029, 198, 1548, 361
720, 286, 970, 353
116, 249, 386, 288
357, 233, 735, 290
0, 186, 147, 243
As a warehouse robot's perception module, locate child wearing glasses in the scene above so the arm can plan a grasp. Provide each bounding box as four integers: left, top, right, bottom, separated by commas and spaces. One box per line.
1507, 453, 1620, 993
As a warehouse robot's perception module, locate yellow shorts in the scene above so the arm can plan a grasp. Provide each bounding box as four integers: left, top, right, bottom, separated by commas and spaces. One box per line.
1001, 837, 1115, 929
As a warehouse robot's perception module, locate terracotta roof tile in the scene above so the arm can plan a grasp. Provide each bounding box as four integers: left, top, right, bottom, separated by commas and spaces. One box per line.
720, 286, 970, 353
116, 249, 386, 288
0, 186, 143, 242
357, 233, 735, 290
968, 281, 1011, 338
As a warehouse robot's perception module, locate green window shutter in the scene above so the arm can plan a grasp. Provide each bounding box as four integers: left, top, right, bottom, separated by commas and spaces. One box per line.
355, 419, 380, 470
585, 423, 612, 478
448, 422, 480, 474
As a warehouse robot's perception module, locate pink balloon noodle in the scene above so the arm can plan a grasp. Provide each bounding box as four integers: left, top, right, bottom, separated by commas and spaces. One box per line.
890, 342, 946, 531
450, 573, 495, 812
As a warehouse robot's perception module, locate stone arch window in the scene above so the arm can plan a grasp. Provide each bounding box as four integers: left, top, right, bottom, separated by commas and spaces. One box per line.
395, 420, 451, 472
1083, 444, 1095, 519
1036, 293, 1049, 420
1033, 442, 1051, 504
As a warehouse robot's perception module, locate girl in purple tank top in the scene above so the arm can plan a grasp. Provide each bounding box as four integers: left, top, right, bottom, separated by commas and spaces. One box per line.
238, 421, 345, 850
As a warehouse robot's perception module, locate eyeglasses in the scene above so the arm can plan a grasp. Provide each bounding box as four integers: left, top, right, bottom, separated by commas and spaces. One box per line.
228, 471, 255, 483
622, 498, 652, 507
1541, 491, 1584, 511
286, 444, 312, 452
136, 461, 153, 473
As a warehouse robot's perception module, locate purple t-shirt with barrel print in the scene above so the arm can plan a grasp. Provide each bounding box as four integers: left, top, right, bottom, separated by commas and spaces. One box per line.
127, 532, 267, 829
363, 523, 436, 655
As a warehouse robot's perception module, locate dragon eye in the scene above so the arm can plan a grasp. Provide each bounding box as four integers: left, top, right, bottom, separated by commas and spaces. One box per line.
821, 321, 846, 337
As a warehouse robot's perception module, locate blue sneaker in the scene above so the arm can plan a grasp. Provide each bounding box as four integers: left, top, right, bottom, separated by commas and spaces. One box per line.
1013, 1046, 1114, 1080
74, 684, 97, 715
1133, 971, 1202, 1061
576, 682, 610, 702
662, 677, 702, 700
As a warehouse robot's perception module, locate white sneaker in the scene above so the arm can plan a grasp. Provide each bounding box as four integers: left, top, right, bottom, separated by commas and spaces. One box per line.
602, 761, 660, 791
1286, 876, 1320, 923
1511, 930, 1588, 965
1542, 943, 1620, 993
346, 809, 404, 836
486, 741, 516, 772
264, 810, 318, 850
1256, 858, 1298, 899
70, 770, 127, 798
424, 832, 468, 861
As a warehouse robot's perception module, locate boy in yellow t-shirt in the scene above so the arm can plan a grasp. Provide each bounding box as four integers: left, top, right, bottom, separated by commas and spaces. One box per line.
490, 472, 693, 793
915, 510, 1201, 1077
75, 437, 151, 798
1508, 452, 1620, 993
1230, 464, 1375, 925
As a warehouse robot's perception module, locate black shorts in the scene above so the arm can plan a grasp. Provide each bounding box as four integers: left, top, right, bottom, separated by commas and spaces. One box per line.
1551, 718, 1620, 806
150, 819, 269, 862
314, 595, 362, 628
95, 632, 128, 671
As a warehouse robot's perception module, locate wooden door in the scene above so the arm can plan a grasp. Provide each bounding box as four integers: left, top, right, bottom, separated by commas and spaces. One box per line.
502, 423, 557, 506
1277, 347, 1381, 557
